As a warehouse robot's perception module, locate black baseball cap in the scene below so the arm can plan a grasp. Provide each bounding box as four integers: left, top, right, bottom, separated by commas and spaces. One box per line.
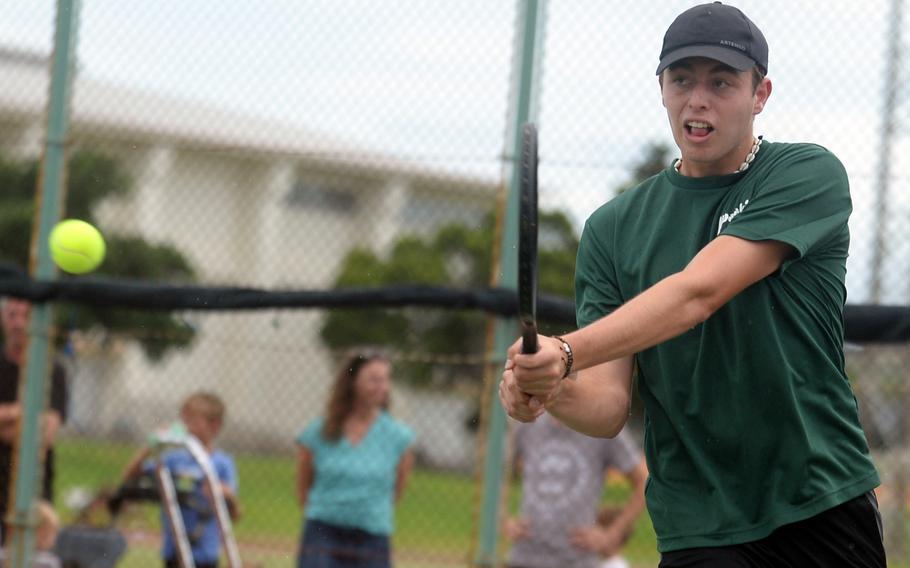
656, 2, 768, 76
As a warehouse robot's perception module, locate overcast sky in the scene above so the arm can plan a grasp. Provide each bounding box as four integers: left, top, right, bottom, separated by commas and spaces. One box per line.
2, 0, 907, 302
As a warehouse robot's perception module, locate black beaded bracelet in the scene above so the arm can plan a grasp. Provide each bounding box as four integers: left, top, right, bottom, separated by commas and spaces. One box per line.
554, 336, 574, 379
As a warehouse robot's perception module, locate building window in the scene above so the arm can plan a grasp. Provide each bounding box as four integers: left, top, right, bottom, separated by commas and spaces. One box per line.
285, 181, 357, 214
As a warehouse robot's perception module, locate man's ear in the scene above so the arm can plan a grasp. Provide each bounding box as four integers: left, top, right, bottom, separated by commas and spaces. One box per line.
754, 77, 772, 115
659, 77, 667, 108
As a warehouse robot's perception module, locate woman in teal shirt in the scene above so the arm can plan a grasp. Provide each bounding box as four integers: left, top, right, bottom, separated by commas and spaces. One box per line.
296, 353, 416, 568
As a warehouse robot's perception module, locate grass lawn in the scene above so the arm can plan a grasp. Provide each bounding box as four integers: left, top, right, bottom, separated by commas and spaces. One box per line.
54, 435, 661, 567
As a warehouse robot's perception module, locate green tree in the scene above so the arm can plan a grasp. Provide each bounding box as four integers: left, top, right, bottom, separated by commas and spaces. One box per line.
320, 210, 579, 388
321, 142, 667, 389
0, 150, 196, 361
614, 142, 673, 195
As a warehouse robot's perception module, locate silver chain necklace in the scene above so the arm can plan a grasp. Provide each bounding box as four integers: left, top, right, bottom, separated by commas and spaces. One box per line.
674, 136, 763, 175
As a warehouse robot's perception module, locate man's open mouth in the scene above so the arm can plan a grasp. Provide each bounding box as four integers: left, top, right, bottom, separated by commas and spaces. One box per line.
685, 121, 714, 137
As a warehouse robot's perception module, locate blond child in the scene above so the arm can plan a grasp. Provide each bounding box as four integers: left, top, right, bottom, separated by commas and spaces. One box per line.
123, 392, 239, 568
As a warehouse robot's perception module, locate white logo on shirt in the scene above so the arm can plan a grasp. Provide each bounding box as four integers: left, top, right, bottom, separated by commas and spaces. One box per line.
717, 200, 750, 235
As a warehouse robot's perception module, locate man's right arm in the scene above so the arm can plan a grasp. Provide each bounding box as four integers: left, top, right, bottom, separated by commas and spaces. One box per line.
500, 356, 634, 438
505, 235, 792, 427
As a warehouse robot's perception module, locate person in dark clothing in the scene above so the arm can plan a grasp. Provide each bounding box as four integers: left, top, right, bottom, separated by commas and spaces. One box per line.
0, 297, 68, 541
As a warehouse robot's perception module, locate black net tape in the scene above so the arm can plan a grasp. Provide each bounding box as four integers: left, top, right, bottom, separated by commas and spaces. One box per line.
2, 263, 908, 343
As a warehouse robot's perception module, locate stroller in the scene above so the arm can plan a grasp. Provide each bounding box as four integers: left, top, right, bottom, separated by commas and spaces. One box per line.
56, 431, 241, 568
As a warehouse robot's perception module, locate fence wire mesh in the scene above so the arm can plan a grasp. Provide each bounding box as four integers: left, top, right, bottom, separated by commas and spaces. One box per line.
1, 1, 909, 566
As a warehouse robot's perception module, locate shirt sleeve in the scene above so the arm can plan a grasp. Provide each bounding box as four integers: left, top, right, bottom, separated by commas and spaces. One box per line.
296, 419, 322, 449
720, 145, 851, 264
575, 211, 624, 328
145, 449, 183, 474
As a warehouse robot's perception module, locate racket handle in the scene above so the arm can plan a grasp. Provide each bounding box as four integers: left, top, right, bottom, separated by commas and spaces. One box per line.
521, 322, 539, 354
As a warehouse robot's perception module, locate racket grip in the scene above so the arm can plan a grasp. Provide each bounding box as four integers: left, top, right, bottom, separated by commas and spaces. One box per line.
521, 322, 539, 354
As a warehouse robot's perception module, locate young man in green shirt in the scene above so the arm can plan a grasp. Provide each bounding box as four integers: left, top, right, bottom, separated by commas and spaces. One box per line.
499, 3, 886, 566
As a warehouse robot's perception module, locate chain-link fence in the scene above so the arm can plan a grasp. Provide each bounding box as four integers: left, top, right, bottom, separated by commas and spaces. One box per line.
1, 1, 909, 566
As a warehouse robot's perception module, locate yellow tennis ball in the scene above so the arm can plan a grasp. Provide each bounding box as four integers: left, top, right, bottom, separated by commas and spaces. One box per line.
49, 219, 106, 274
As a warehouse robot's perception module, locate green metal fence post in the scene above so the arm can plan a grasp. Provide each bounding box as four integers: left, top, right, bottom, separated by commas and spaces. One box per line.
475, 1, 547, 566
7, 1, 81, 566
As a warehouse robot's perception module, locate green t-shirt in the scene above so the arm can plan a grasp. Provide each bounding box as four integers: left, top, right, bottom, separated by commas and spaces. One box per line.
575, 141, 879, 552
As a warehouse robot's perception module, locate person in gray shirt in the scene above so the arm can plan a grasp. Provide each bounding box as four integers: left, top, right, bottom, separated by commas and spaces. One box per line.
505, 413, 648, 568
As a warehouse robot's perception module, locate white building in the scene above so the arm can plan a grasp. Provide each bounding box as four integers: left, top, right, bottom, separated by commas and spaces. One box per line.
0, 46, 495, 469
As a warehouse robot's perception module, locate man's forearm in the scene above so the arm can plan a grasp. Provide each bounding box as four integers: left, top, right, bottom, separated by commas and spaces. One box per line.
567, 271, 712, 373
566, 236, 791, 374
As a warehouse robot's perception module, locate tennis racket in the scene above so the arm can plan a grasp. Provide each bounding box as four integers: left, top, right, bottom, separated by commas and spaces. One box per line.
518, 122, 539, 354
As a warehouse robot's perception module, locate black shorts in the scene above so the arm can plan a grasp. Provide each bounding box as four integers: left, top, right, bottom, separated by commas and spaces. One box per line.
659, 492, 886, 568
